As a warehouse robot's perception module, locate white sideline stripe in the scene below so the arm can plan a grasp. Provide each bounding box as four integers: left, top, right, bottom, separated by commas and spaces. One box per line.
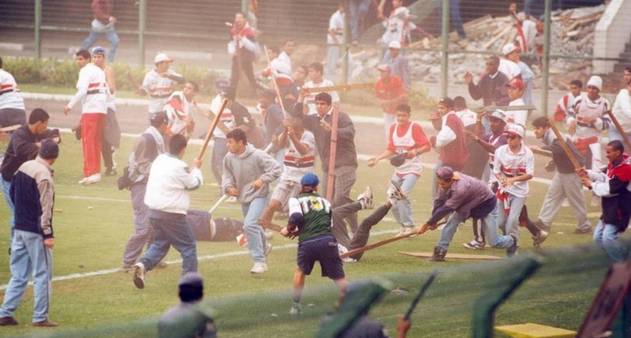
0, 229, 400, 291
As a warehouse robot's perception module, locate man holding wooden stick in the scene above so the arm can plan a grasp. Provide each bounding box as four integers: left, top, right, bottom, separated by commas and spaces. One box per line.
417, 167, 517, 262
531, 116, 591, 234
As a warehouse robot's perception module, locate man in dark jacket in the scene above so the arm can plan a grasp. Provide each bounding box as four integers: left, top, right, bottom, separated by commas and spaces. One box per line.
532, 116, 591, 234
0, 109, 59, 240
579, 140, 631, 262
297, 92, 359, 248
0, 140, 59, 327
120, 112, 169, 271
464, 56, 510, 107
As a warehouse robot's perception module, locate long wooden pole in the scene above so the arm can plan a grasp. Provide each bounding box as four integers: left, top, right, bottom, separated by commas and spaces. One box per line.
606, 110, 631, 152
326, 107, 340, 202
196, 99, 229, 161
548, 122, 582, 170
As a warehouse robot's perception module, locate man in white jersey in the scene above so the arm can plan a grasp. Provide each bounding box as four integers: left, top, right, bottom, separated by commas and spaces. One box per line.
302, 62, 340, 115
259, 115, 316, 228
499, 43, 522, 81
367, 104, 431, 236
567, 75, 610, 170
64, 49, 109, 185
164, 81, 198, 137
493, 123, 534, 249
0, 56, 26, 130
139, 53, 185, 117
505, 77, 528, 127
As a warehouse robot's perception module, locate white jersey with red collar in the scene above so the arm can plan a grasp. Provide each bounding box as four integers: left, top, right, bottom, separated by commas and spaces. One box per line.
141, 69, 182, 114
282, 130, 316, 183
569, 93, 610, 139
164, 91, 193, 136
0, 69, 25, 110
493, 143, 534, 198
67, 63, 108, 114
210, 94, 235, 139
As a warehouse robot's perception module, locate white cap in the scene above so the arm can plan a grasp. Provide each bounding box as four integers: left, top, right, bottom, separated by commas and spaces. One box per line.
505, 123, 525, 138
388, 41, 401, 49
154, 53, 172, 64
502, 43, 518, 56
586, 75, 602, 91
489, 109, 507, 123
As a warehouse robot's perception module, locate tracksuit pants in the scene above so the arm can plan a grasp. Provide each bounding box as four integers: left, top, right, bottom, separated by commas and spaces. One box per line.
537, 171, 590, 231
81, 113, 105, 177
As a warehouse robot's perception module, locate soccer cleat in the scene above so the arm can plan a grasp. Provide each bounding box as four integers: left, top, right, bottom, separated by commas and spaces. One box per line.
463, 239, 486, 250
289, 302, 302, 316
32, 319, 58, 327
133, 262, 146, 289
532, 230, 549, 248
250, 262, 268, 274
357, 186, 374, 209
506, 235, 519, 257
430, 246, 447, 262
0, 316, 18, 326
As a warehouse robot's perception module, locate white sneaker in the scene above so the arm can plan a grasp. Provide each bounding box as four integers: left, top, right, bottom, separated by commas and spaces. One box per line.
250, 262, 268, 274
387, 180, 407, 205
132, 262, 146, 289
357, 186, 374, 209
80, 173, 101, 185
289, 302, 302, 315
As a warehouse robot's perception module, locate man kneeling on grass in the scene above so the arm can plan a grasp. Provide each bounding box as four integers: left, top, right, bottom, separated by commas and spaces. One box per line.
280, 173, 348, 315
417, 166, 517, 261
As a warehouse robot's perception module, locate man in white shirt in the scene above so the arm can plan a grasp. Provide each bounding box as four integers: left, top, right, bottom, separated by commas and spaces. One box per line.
505, 77, 528, 127
132, 134, 203, 289
504, 43, 534, 105
164, 81, 198, 137
325, 4, 345, 80
611, 67, 631, 150
139, 53, 185, 117
302, 62, 340, 115
64, 49, 109, 185
379, 0, 416, 48
499, 43, 522, 81
493, 123, 534, 246
0, 56, 26, 129
567, 75, 610, 170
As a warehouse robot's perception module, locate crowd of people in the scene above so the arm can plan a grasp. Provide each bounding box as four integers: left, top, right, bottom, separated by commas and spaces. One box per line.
0, 0, 629, 335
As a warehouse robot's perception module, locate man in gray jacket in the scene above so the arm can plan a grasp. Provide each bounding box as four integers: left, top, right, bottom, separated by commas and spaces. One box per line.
222, 128, 282, 274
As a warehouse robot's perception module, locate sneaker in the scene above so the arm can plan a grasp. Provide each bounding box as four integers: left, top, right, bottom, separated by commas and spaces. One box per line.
463, 239, 486, 250
250, 262, 268, 274
119, 264, 134, 273
396, 227, 414, 237
430, 246, 447, 262
0, 316, 18, 326
357, 186, 374, 209
133, 262, 146, 289
506, 235, 518, 257
289, 302, 302, 316
532, 230, 549, 248
32, 319, 58, 327
265, 242, 273, 256
79, 173, 102, 185
574, 226, 592, 234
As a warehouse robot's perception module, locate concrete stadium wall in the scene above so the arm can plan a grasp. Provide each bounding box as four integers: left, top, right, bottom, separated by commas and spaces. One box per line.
593, 0, 631, 74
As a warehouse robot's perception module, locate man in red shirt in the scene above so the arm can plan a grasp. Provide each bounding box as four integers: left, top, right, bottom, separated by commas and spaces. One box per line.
375, 64, 408, 140
368, 104, 431, 235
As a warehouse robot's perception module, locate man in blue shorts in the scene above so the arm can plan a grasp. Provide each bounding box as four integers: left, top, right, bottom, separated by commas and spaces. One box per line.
280, 173, 348, 316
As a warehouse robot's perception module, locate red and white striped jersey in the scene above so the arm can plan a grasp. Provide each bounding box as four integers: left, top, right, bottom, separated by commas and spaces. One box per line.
493, 143, 534, 198
282, 130, 316, 183
67, 63, 108, 114
0, 69, 25, 111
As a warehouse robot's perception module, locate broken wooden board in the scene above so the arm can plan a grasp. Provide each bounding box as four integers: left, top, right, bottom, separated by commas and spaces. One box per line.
399, 251, 502, 261
495, 323, 576, 338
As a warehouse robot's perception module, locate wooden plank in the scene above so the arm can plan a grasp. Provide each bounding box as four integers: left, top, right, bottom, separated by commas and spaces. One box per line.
398, 251, 502, 261
495, 323, 576, 338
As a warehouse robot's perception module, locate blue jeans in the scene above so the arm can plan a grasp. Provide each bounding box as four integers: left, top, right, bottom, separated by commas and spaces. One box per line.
241, 197, 268, 263
0, 230, 53, 322
593, 221, 628, 262
390, 173, 418, 227
497, 194, 526, 240
438, 203, 514, 249
349, 0, 371, 41
1, 178, 14, 237
81, 27, 119, 62
140, 210, 197, 275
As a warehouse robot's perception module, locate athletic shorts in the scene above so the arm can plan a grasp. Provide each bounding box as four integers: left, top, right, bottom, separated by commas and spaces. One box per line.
297, 234, 345, 280
271, 179, 301, 210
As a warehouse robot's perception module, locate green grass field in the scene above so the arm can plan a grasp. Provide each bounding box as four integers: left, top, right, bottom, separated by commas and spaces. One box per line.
0, 133, 621, 338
